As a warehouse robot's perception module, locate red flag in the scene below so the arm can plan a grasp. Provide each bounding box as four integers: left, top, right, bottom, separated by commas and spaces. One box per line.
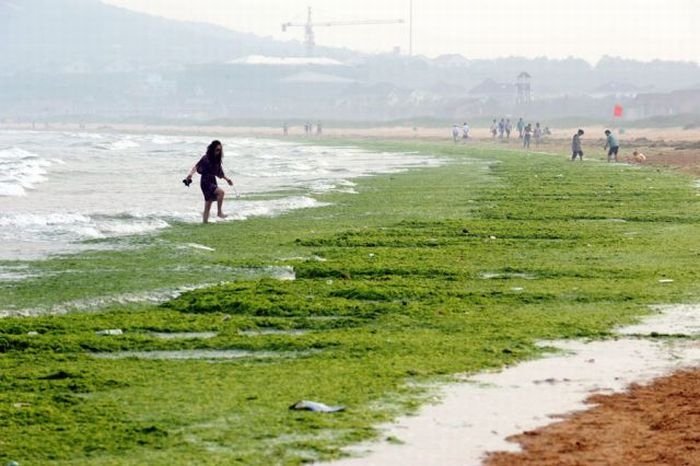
613, 104, 623, 117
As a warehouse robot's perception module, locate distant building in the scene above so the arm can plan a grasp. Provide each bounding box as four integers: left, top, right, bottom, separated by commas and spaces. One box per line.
280, 71, 355, 84
227, 55, 346, 67
592, 81, 639, 99
469, 79, 514, 102
632, 89, 700, 118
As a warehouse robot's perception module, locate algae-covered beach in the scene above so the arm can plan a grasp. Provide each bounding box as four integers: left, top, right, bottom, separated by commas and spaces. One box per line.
1, 137, 699, 465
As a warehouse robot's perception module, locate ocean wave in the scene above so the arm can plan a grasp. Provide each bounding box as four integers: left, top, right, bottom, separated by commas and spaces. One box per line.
230, 196, 329, 221
0, 133, 445, 259
0, 212, 170, 243
96, 139, 141, 151
0, 146, 41, 161
0, 146, 55, 196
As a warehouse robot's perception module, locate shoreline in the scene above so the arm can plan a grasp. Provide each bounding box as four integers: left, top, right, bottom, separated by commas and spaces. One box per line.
486, 367, 700, 465
328, 305, 700, 465
3, 121, 700, 142
3, 122, 698, 177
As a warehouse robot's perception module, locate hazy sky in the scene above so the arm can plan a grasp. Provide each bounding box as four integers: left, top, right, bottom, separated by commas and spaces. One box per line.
103, 0, 699, 64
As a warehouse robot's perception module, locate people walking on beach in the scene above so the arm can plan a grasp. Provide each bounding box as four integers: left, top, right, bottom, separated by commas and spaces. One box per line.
462, 122, 470, 140
505, 119, 512, 139
490, 119, 498, 139
184, 140, 234, 224
516, 117, 525, 138
572, 129, 585, 161
451, 124, 460, 142
604, 129, 619, 162
498, 118, 506, 139
523, 123, 532, 149
316, 121, 322, 136
533, 122, 542, 147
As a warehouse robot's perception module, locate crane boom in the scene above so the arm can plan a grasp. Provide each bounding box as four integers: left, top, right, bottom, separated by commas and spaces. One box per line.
281, 7, 404, 56
283, 19, 404, 28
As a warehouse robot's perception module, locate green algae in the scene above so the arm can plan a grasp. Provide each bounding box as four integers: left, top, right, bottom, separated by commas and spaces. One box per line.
1, 140, 699, 464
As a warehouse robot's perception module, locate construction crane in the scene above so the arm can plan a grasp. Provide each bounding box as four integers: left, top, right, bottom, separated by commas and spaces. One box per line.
281, 7, 404, 56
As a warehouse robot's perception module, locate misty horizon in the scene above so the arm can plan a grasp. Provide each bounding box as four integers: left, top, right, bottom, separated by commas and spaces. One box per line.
101, 0, 700, 64
2, 0, 700, 124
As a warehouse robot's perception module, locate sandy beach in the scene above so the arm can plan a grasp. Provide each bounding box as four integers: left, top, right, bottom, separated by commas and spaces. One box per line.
3, 121, 700, 141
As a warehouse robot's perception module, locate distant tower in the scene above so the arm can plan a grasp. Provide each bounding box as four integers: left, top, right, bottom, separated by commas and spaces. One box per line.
303, 7, 315, 57
516, 72, 532, 104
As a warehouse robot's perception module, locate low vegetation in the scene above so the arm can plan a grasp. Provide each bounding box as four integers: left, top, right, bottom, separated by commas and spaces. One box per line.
1, 141, 699, 465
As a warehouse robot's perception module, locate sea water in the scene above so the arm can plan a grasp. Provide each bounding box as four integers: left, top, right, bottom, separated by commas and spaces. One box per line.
0, 130, 441, 260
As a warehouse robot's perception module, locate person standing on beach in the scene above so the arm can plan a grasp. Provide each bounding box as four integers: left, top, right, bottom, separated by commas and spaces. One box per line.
462, 122, 470, 140
523, 123, 532, 149
604, 129, 619, 162
572, 129, 585, 161
184, 140, 234, 224
516, 117, 525, 138
451, 124, 460, 143
533, 122, 542, 147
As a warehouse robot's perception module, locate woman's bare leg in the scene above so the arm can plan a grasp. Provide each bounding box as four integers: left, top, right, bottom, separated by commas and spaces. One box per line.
203, 201, 213, 223
216, 188, 227, 218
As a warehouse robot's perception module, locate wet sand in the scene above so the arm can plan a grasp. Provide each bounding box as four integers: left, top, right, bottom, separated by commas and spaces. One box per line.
486, 369, 700, 466
328, 305, 700, 466
3, 121, 700, 142
3, 121, 698, 175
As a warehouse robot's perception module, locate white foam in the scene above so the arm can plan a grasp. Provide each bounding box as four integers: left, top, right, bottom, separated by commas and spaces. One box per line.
229, 196, 330, 221
0, 283, 215, 318
0, 132, 445, 259
0, 265, 37, 282
0, 212, 169, 243
97, 217, 170, 236
99, 138, 140, 151
0, 147, 54, 196
0, 266, 295, 317
0, 212, 93, 230
617, 304, 700, 335
184, 243, 216, 252
0, 184, 28, 197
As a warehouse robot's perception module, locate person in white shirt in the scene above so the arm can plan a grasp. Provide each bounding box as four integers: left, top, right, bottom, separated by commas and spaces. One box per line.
452, 124, 460, 143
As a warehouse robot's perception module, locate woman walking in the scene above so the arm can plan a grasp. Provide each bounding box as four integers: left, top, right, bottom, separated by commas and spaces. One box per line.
184, 140, 234, 223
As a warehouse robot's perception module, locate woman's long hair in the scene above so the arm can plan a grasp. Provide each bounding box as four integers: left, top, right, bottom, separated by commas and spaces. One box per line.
205, 140, 223, 166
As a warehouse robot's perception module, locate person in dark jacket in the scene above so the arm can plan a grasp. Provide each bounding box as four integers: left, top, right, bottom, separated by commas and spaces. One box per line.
185, 140, 234, 223
571, 129, 584, 160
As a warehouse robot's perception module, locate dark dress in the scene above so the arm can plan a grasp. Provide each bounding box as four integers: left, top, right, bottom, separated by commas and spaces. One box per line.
196, 155, 225, 201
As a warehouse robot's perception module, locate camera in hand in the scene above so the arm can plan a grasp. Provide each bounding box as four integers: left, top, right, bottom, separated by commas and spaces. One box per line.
182, 178, 192, 187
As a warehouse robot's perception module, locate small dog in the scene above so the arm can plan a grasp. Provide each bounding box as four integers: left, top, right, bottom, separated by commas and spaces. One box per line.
625, 151, 647, 164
